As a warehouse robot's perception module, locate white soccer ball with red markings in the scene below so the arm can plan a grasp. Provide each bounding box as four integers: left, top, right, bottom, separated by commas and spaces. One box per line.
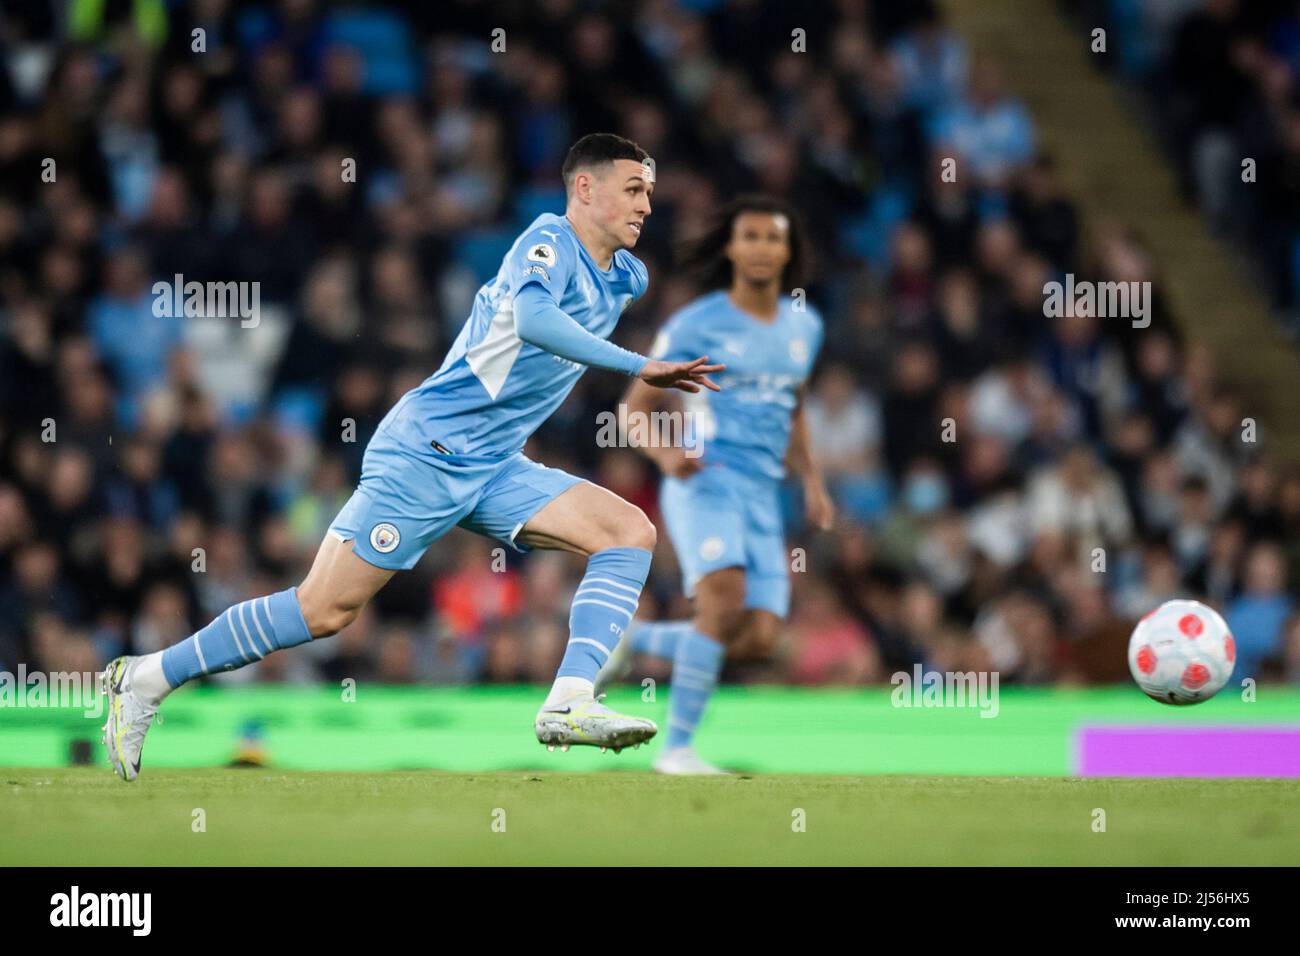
1128, 599, 1236, 705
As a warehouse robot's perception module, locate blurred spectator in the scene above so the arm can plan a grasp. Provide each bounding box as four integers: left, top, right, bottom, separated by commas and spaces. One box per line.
928, 58, 1034, 192
0, 0, 1290, 691
787, 579, 882, 685
1226, 541, 1293, 681
804, 363, 888, 523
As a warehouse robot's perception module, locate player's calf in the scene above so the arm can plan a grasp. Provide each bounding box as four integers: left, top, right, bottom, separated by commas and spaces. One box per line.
295, 583, 364, 638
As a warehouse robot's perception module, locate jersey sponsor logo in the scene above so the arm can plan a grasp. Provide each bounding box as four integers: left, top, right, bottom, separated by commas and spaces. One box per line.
722, 371, 803, 406
699, 536, 726, 561
369, 522, 401, 554
526, 242, 557, 267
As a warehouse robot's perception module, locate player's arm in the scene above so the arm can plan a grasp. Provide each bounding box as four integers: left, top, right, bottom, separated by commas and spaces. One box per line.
513, 284, 723, 390
786, 387, 835, 531
622, 377, 702, 478
514, 283, 646, 374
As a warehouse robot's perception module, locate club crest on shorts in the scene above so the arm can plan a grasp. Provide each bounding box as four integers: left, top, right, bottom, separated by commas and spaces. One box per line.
699, 536, 726, 561
369, 522, 401, 554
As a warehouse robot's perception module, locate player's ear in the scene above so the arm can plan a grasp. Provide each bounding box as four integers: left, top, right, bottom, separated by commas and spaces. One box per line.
572, 169, 592, 204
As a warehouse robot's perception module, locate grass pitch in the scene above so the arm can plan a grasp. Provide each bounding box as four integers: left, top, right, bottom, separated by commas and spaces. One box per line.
2, 768, 1295, 865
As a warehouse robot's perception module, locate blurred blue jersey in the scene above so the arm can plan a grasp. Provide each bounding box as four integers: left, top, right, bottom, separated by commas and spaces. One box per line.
373, 213, 648, 459
651, 290, 823, 479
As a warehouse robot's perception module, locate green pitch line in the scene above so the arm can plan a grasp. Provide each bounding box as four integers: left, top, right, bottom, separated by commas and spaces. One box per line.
2, 769, 1297, 865
2, 685, 1297, 775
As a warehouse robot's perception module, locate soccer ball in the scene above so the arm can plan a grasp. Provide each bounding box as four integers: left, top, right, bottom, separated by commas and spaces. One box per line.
1127, 599, 1235, 705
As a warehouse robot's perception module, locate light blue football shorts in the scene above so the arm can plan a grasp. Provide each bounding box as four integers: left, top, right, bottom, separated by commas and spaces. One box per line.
327, 440, 584, 571
659, 463, 791, 617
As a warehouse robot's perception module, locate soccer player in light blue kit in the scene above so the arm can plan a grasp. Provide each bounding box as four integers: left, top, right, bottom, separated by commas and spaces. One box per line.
599, 196, 834, 774
100, 134, 725, 780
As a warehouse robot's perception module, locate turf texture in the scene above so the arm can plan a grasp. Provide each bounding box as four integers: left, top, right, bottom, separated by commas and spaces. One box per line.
2, 768, 1296, 865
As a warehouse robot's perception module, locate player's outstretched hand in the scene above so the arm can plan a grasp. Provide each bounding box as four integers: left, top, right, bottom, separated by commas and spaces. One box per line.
804, 479, 836, 531
639, 356, 725, 393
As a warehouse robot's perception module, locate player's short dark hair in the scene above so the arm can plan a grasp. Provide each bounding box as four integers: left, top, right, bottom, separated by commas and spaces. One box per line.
561, 133, 649, 193
675, 194, 807, 290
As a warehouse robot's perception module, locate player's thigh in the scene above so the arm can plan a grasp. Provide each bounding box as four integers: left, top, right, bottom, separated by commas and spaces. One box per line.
513, 474, 656, 556
297, 533, 396, 638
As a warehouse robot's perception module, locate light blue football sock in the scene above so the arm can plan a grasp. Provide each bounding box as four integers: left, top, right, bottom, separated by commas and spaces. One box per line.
665, 628, 725, 749
630, 620, 693, 660
161, 587, 313, 687
556, 547, 652, 681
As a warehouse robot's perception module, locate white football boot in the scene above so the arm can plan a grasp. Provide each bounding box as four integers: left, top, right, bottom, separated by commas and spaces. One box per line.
100, 656, 164, 781
652, 746, 728, 775
535, 693, 657, 753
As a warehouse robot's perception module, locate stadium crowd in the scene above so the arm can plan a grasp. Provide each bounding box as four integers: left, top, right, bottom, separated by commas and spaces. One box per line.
1078, 0, 1300, 323
1, 0, 1298, 690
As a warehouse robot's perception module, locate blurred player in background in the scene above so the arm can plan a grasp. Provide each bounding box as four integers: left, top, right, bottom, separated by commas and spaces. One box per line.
99, 133, 725, 780
599, 196, 834, 773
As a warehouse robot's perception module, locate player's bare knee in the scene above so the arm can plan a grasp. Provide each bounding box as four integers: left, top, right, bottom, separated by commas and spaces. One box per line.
625, 508, 657, 551
698, 606, 747, 645
602, 504, 656, 552
695, 575, 748, 644
748, 629, 778, 659
737, 613, 780, 659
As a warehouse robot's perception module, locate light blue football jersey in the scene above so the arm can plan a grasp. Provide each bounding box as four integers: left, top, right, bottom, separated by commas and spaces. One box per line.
372, 213, 648, 458
651, 290, 823, 479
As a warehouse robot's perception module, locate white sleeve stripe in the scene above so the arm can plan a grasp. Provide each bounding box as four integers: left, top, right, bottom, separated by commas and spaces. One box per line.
574, 587, 639, 608
225, 609, 250, 664
566, 637, 612, 659
571, 599, 634, 621
250, 598, 275, 653
673, 664, 717, 684
194, 630, 209, 673
582, 577, 641, 596
236, 603, 264, 660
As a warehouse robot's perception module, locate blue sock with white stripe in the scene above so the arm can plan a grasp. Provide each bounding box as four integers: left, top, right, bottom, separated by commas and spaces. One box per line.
630, 620, 692, 660
160, 588, 313, 688
665, 629, 725, 749
555, 547, 652, 684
